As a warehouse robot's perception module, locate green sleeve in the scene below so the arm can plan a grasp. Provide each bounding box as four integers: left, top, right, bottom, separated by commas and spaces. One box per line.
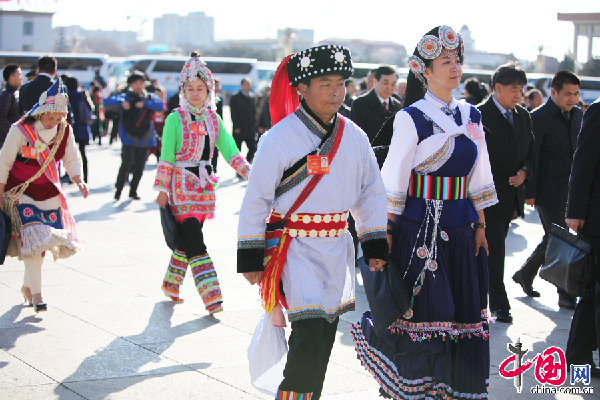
160, 112, 182, 164
215, 114, 242, 162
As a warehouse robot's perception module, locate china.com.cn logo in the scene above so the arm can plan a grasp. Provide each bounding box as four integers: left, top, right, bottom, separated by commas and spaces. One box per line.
499, 338, 594, 394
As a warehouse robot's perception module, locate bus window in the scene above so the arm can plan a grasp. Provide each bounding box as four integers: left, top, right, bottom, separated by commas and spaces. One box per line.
56, 57, 103, 71
154, 60, 186, 73
580, 80, 600, 91
132, 59, 152, 73
206, 61, 253, 74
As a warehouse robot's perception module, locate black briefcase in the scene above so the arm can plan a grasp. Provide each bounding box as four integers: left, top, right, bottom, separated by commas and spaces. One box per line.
159, 206, 179, 252
540, 224, 594, 297
358, 256, 409, 335
0, 212, 11, 265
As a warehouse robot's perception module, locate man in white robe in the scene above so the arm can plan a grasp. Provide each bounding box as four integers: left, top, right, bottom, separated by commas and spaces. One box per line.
237, 45, 388, 400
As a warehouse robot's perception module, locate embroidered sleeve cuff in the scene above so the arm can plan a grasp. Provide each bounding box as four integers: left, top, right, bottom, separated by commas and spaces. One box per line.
469, 184, 499, 210
228, 152, 251, 180
153, 161, 174, 193
237, 248, 265, 273
361, 238, 389, 263
387, 190, 406, 215
358, 227, 387, 243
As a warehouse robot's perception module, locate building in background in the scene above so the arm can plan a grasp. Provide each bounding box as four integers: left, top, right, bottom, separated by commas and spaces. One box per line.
153, 12, 214, 50
0, 9, 53, 52
53, 25, 137, 54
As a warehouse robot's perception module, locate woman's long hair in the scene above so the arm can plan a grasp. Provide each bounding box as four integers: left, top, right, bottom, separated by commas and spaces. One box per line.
403, 26, 464, 108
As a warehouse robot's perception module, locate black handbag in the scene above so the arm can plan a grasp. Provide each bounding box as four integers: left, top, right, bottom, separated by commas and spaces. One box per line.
159, 205, 179, 252
358, 256, 410, 335
0, 212, 11, 265
540, 224, 595, 297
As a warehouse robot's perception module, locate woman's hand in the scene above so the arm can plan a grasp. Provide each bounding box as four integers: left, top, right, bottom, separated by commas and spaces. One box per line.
156, 192, 168, 208
77, 182, 89, 199
474, 227, 488, 256
243, 271, 263, 285
369, 258, 386, 272
387, 234, 393, 254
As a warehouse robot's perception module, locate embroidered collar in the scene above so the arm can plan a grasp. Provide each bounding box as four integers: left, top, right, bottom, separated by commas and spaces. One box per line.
295, 99, 336, 139
425, 91, 457, 116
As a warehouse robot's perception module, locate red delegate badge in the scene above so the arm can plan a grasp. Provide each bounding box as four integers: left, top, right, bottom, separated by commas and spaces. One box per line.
467, 123, 483, 140
307, 155, 329, 175
190, 122, 205, 136
21, 146, 37, 159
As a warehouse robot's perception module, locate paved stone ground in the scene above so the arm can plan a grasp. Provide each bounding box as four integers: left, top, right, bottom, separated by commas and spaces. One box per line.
0, 125, 598, 399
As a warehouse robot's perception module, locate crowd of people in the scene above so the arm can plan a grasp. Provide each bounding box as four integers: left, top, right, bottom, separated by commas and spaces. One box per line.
1, 22, 599, 399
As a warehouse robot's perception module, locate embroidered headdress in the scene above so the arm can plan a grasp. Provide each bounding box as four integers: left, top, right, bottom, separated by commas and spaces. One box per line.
179, 52, 216, 114
26, 78, 69, 117
407, 25, 464, 85
270, 45, 354, 125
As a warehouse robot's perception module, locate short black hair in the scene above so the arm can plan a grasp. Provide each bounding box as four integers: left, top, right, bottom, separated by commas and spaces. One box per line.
526, 88, 542, 100
464, 77, 480, 96
344, 78, 354, 87
37, 55, 57, 74
241, 77, 251, 85
3, 64, 20, 82
492, 62, 527, 88
127, 71, 145, 85
551, 70, 580, 93
374, 66, 396, 81
63, 75, 79, 91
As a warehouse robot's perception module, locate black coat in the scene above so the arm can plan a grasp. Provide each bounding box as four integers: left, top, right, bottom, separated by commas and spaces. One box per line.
566, 98, 600, 236
229, 91, 256, 139
524, 98, 583, 210
0, 84, 20, 145
478, 96, 536, 221
350, 89, 401, 142
18, 75, 53, 115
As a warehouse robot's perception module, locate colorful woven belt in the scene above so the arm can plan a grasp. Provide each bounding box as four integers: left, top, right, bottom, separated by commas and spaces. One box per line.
269, 211, 349, 240
408, 173, 467, 200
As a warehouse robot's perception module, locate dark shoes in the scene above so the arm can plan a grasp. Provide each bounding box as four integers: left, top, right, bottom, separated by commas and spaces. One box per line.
114, 189, 122, 201
512, 273, 541, 297
129, 193, 141, 200
494, 310, 513, 323
34, 303, 47, 313
558, 295, 577, 310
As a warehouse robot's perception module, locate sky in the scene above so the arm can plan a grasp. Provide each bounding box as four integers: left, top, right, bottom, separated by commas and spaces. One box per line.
7, 0, 600, 63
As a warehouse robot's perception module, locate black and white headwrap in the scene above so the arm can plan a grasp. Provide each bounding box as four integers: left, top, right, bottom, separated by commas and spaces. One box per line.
287, 45, 354, 87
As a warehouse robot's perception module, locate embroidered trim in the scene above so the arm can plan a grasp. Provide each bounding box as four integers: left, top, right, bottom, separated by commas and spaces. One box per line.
228, 152, 250, 180
469, 183, 499, 210
414, 136, 455, 174
287, 300, 355, 323
237, 238, 265, 249
389, 319, 490, 342
358, 227, 387, 243
154, 161, 174, 192
294, 104, 327, 140
276, 390, 313, 400
387, 190, 407, 215
350, 322, 489, 399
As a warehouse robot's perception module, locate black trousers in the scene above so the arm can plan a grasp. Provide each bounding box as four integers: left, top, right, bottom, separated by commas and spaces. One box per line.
177, 218, 206, 260
77, 141, 88, 183
486, 218, 511, 312
211, 148, 219, 174
115, 145, 147, 195
234, 136, 256, 164
278, 317, 339, 399
514, 205, 573, 298
566, 232, 600, 365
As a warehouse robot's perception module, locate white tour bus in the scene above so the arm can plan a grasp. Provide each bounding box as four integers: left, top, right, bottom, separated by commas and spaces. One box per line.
528, 73, 600, 105
0, 51, 109, 88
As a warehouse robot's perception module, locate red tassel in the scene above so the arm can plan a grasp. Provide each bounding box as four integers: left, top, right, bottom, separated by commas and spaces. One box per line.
269, 54, 299, 126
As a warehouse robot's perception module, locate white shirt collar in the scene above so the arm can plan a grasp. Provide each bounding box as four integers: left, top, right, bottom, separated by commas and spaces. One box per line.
424, 91, 458, 112
492, 94, 510, 115
375, 90, 388, 105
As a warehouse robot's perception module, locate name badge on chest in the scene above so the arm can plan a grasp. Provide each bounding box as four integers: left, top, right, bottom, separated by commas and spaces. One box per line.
307, 155, 329, 175
467, 123, 483, 140
21, 146, 37, 159
190, 122, 205, 136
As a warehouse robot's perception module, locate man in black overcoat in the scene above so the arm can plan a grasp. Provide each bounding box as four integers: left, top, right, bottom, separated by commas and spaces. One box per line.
478, 63, 536, 323
350, 65, 401, 142
229, 78, 257, 164
19, 55, 56, 115
513, 71, 583, 308
564, 97, 600, 377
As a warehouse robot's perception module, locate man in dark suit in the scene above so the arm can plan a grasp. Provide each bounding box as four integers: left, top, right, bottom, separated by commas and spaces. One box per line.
350, 65, 401, 142
230, 77, 257, 164
18, 55, 56, 115
478, 63, 536, 323
565, 96, 600, 377
513, 71, 583, 309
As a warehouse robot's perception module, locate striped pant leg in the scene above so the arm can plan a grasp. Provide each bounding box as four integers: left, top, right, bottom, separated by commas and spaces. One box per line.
161, 249, 188, 298
189, 253, 222, 311
275, 390, 313, 399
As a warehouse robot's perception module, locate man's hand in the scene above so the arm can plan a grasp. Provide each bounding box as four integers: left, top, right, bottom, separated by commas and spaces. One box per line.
369, 259, 386, 272
525, 198, 535, 207
509, 169, 527, 187
566, 218, 585, 233
243, 271, 263, 285
233, 128, 241, 134
135, 101, 144, 109
122, 101, 130, 110
156, 192, 168, 208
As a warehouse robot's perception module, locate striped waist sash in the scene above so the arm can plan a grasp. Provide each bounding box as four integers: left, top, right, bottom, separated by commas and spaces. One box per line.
408, 173, 467, 200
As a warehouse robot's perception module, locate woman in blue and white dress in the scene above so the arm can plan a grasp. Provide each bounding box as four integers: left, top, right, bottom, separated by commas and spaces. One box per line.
351, 25, 498, 399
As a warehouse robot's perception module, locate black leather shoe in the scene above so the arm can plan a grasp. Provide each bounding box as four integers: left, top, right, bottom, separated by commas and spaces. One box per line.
512, 273, 540, 297
129, 193, 141, 200
494, 310, 513, 323
114, 189, 121, 201
558, 296, 577, 310
34, 303, 47, 313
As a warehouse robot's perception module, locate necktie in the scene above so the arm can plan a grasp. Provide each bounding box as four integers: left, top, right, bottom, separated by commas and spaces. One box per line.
563, 111, 570, 123
383, 101, 388, 112
504, 110, 513, 126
